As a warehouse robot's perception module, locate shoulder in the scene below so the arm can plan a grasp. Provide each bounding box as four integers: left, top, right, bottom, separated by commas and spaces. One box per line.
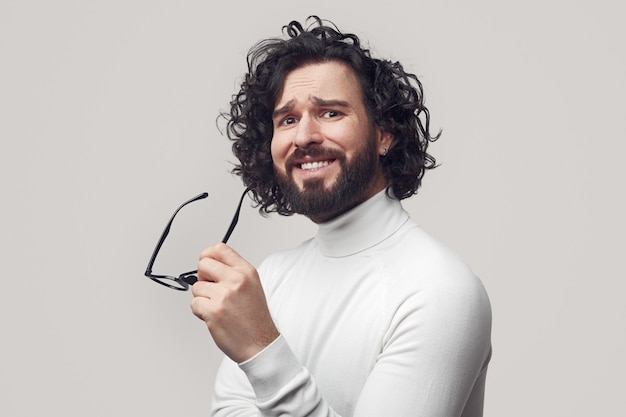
380, 220, 491, 320
384, 220, 476, 280
377, 221, 492, 358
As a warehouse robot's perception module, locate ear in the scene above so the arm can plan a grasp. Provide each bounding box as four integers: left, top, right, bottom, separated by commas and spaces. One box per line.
376, 129, 394, 156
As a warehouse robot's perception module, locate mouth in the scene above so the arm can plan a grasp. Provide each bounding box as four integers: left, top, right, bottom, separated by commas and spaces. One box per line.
300, 159, 334, 171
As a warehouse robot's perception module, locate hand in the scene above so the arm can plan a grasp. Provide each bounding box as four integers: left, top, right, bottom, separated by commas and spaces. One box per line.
190, 243, 279, 363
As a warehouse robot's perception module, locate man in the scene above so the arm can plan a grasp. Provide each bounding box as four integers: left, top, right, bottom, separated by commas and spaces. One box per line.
190, 17, 492, 416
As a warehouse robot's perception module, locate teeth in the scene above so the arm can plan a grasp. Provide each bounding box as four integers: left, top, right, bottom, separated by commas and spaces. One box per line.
301, 161, 330, 170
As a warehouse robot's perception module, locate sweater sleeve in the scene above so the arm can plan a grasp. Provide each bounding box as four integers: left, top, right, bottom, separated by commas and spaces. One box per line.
211, 335, 336, 417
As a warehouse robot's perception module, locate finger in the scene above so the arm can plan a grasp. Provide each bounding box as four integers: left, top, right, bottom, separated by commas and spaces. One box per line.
191, 280, 216, 298
190, 295, 212, 321
198, 244, 256, 284
196, 256, 234, 283
191, 280, 231, 302
199, 243, 247, 268
190, 282, 226, 320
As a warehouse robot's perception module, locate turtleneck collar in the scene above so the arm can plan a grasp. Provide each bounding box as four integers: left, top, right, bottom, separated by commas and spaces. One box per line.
314, 189, 410, 257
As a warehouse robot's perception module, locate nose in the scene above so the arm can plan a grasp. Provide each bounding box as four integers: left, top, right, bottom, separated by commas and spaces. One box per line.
293, 113, 322, 148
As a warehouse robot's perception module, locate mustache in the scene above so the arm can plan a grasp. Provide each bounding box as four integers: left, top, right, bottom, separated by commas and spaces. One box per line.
286, 145, 344, 166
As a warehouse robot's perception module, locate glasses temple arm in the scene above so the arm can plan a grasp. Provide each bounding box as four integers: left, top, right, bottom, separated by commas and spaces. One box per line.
222, 187, 251, 244
144, 192, 209, 276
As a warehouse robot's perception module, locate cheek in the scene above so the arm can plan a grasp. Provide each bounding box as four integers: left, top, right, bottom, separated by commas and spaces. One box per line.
270, 136, 287, 171
270, 139, 285, 174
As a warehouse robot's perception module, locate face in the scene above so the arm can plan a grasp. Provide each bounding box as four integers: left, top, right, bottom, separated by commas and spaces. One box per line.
271, 61, 393, 223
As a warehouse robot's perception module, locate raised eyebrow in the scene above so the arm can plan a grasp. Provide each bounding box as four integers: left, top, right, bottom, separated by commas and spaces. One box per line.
272, 99, 295, 119
311, 97, 351, 109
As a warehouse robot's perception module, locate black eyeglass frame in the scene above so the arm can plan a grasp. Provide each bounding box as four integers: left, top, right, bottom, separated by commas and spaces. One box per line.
144, 188, 250, 291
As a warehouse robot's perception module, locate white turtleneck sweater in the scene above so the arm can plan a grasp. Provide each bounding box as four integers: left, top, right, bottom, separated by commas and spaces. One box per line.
210, 190, 492, 417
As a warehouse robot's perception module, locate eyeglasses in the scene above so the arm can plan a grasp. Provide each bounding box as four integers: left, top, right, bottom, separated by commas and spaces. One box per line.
144, 188, 250, 291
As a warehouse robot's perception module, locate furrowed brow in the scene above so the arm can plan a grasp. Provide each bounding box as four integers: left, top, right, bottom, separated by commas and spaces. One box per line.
272, 99, 295, 119
311, 97, 351, 108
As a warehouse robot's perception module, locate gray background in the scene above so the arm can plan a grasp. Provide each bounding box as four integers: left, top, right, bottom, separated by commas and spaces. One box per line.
1, 1, 624, 416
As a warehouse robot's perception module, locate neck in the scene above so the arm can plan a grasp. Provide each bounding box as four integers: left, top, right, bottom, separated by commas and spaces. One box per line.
314, 188, 409, 257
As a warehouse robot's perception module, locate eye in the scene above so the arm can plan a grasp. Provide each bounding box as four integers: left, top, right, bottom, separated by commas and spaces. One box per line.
322, 110, 340, 119
279, 116, 297, 126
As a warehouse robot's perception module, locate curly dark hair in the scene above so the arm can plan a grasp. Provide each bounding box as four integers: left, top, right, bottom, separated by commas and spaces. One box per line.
223, 16, 440, 216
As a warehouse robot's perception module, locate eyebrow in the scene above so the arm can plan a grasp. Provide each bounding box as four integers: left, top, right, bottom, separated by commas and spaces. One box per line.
272, 96, 351, 119
272, 99, 295, 119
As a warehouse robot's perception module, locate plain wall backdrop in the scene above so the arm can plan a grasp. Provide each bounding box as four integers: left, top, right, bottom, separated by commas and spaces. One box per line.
1, 1, 624, 416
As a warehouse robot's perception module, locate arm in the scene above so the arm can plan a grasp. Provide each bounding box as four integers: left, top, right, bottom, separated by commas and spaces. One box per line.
191, 243, 339, 416
207, 254, 492, 417
353, 275, 492, 417
211, 336, 336, 417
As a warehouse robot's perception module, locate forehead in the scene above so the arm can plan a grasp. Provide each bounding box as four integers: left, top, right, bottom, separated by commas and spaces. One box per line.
275, 61, 364, 107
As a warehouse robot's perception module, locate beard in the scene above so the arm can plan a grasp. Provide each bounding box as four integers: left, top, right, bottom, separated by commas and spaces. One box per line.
275, 131, 382, 223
